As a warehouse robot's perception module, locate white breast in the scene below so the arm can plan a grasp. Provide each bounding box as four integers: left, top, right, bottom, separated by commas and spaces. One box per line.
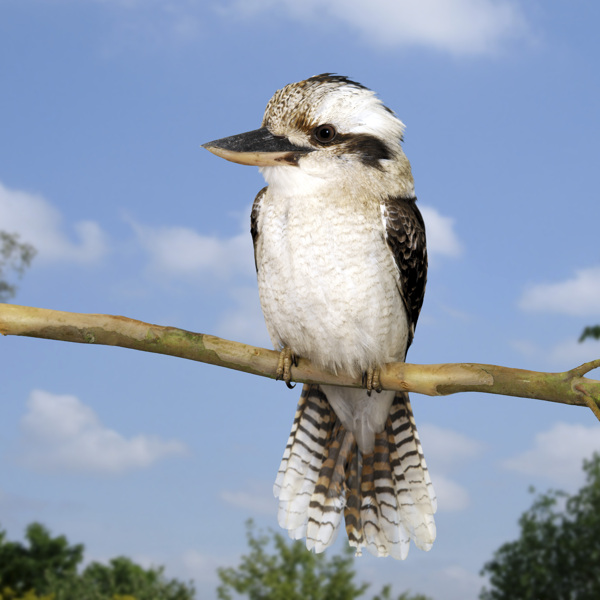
255, 184, 409, 377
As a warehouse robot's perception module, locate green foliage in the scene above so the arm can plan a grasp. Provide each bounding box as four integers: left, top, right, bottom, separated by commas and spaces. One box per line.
371, 587, 431, 600
0, 587, 54, 600
0, 523, 194, 600
579, 325, 600, 343
86, 557, 193, 600
0, 523, 83, 595
0, 231, 36, 302
47, 557, 195, 600
371, 586, 431, 600
480, 453, 600, 600
216, 521, 431, 600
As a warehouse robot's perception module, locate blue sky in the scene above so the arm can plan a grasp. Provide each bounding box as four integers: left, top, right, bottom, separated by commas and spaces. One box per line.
1, 1, 600, 598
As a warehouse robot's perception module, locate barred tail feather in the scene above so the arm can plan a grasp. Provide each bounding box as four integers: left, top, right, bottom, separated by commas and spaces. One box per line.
274, 385, 437, 559
388, 392, 437, 549
273, 385, 336, 538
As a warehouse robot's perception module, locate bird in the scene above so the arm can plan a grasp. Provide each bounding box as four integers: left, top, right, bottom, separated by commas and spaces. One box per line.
203, 74, 436, 560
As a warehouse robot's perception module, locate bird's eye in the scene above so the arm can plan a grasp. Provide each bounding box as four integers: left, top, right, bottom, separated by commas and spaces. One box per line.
313, 124, 337, 144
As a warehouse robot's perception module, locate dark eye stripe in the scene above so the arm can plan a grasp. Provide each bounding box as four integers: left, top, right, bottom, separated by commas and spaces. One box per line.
335, 132, 392, 169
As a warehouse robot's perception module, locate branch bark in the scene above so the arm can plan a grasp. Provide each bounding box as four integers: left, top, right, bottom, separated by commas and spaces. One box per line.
1, 303, 599, 416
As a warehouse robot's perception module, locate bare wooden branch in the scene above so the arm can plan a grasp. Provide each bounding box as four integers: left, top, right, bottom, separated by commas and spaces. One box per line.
1, 303, 599, 416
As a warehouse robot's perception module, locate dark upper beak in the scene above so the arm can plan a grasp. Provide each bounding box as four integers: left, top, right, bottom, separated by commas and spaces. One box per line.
202, 127, 314, 167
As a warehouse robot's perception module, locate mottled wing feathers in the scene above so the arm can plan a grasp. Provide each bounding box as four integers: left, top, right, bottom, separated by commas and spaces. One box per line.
382, 196, 427, 348
250, 186, 267, 272
274, 385, 436, 559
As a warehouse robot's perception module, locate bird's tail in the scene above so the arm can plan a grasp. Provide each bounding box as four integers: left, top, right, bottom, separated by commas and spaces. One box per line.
273, 384, 437, 559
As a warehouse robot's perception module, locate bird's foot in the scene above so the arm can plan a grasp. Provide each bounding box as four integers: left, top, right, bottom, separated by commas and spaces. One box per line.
362, 367, 382, 396
276, 347, 298, 389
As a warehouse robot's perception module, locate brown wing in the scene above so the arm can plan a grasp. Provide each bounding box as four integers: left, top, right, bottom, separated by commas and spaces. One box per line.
381, 195, 427, 350
250, 186, 267, 272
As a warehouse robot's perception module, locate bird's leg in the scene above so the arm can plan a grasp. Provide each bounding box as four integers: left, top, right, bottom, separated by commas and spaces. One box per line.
276, 347, 297, 389
362, 367, 383, 396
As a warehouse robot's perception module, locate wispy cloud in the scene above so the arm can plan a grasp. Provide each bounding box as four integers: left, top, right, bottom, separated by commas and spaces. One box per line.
419, 424, 484, 511
129, 216, 269, 343
71, 0, 530, 56
88, 0, 205, 51
222, 0, 530, 55
215, 285, 270, 347
432, 474, 471, 511
511, 336, 600, 370
502, 422, 600, 489
0, 180, 109, 264
19, 390, 187, 474
220, 481, 275, 516
419, 423, 484, 466
130, 219, 255, 281
548, 338, 600, 367
519, 266, 600, 317
181, 549, 228, 585
435, 565, 486, 600
421, 205, 464, 259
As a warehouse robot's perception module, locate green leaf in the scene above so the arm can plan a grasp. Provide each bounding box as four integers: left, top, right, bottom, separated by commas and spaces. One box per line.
480, 453, 600, 599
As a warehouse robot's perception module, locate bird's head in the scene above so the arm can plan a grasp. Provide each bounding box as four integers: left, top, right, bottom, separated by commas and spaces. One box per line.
203, 74, 414, 198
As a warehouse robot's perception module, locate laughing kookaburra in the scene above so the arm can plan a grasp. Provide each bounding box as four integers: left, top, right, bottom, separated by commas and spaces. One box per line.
203, 74, 436, 559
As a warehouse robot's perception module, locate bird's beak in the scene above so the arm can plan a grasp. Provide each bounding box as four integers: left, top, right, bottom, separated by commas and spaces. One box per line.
202, 127, 314, 167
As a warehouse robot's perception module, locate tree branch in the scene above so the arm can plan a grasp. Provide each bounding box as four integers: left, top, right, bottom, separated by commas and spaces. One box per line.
1, 304, 599, 417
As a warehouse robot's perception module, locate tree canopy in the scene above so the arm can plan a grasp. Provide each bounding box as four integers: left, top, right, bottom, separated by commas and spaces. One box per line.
0, 523, 83, 596
217, 521, 431, 600
0, 232, 35, 302
480, 453, 600, 600
580, 326, 600, 343
0, 523, 194, 600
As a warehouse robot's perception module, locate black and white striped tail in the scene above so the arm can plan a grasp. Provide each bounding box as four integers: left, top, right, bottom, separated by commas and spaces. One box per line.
273, 384, 437, 559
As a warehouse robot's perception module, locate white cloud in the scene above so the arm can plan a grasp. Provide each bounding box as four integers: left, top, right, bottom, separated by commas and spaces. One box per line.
432, 474, 471, 511
0, 180, 108, 264
181, 549, 227, 585
511, 336, 600, 370
418, 424, 483, 511
129, 217, 270, 343
130, 220, 255, 280
548, 338, 600, 368
55, 0, 529, 55
220, 482, 275, 515
502, 422, 600, 489
519, 266, 600, 317
436, 565, 487, 600
419, 423, 483, 467
224, 0, 529, 55
510, 338, 540, 359
420, 205, 463, 258
20, 389, 187, 474
215, 286, 270, 347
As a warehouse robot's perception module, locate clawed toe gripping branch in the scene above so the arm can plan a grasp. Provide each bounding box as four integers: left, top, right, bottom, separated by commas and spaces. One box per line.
0, 304, 599, 421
